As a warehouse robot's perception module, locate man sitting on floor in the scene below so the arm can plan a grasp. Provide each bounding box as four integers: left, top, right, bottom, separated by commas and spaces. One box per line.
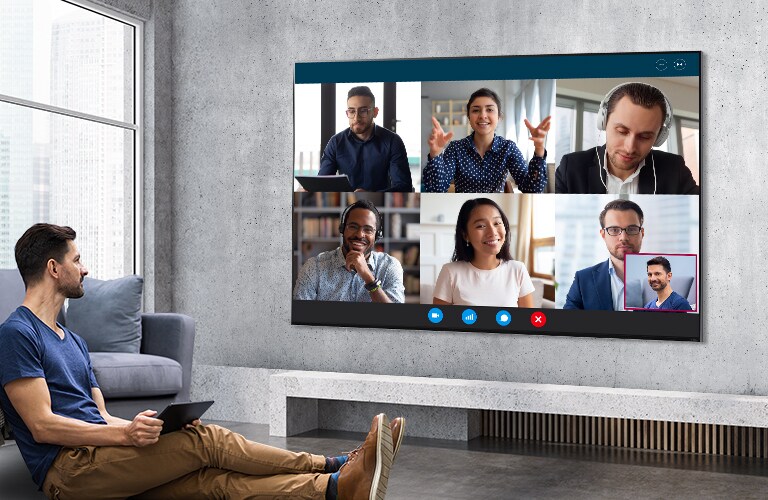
0, 223, 405, 499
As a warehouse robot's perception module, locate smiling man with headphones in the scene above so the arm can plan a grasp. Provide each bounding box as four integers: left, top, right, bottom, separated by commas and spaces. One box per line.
293, 199, 405, 303
555, 82, 700, 195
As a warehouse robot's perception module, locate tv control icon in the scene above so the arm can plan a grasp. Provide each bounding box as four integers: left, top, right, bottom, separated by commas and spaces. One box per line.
461, 309, 478, 325
427, 308, 444, 324
496, 310, 512, 326
673, 58, 686, 70
530, 311, 547, 328
655, 58, 668, 71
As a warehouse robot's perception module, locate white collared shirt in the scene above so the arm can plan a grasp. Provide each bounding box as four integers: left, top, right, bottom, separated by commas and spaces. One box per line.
603, 150, 645, 195
607, 258, 625, 311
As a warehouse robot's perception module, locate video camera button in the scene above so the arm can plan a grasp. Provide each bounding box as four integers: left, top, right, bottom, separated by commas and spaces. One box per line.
427, 308, 444, 324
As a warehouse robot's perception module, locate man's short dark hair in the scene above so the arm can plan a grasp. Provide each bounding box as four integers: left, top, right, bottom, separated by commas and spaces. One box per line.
452, 198, 512, 263
348, 86, 375, 106
647, 256, 671, 274
466, 88, 503, 119
15, 223, 76, 288
340, 199, 382, 236
599, 199, 644, 228
606, 82, 668, 126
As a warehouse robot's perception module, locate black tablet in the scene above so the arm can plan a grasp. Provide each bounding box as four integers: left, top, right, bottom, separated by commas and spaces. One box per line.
156, 401, 214, 435
295, 174, 354, 192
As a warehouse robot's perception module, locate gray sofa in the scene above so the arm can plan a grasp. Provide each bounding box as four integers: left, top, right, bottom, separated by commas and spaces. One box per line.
0, 269, 195, 431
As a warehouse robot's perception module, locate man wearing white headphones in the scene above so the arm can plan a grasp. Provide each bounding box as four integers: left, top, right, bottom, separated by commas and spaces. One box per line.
555, 82, 700, 195
293, 199, 405, 303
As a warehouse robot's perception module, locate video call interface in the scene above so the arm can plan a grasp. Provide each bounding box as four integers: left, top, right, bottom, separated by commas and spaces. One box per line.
292, 51, 701, 341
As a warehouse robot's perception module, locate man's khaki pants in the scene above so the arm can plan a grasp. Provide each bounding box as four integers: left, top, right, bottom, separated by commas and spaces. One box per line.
41, 424, 329, 499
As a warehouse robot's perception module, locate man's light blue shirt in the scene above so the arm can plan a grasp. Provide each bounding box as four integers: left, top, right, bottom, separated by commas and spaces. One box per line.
293, 247, 405, 303
607, 258, 625, 311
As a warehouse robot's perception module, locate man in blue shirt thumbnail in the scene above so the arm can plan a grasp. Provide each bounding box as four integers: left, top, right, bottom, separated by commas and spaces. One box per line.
319, 86, 414, 192
644, 256, 693, 311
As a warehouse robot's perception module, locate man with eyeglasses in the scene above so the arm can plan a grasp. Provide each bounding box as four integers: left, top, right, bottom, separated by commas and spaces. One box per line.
294, 200, 405, 302
318, 86, 414, 192
564, 199, 645, 310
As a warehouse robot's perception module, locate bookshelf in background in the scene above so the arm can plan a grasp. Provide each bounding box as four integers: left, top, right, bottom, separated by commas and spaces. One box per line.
293, 192, 421, 303
432, 99, 472, 139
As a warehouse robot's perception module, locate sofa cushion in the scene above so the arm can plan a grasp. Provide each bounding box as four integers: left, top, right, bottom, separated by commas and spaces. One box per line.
66, 275, 143, 353
0, 269, 26, 325
90, 353, 182, 398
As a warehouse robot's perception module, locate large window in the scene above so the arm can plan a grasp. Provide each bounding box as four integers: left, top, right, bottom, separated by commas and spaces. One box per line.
0, 0, 141, 279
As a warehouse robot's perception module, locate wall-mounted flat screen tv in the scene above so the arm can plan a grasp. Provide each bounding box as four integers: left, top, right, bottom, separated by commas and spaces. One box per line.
292, 51, 701, 341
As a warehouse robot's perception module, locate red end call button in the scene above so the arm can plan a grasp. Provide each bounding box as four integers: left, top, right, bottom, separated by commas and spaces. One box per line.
530, 311, 547, 328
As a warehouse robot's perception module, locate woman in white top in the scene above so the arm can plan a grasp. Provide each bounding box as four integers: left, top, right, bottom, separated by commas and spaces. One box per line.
433, 198, 535, 307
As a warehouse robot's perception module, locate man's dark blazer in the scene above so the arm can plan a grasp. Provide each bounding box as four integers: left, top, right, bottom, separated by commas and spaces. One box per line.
555, 146, 700, 194
563, 260, 614, 310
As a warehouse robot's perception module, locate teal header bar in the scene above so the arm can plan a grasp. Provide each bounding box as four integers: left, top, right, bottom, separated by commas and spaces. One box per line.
295, 51, 700, 84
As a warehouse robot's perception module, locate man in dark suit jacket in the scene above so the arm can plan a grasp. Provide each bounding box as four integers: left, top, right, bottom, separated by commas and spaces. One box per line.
556, 145, 700, 194
555, 82, 700, 195
564, 199, 645, 310
564, 259, 614, 310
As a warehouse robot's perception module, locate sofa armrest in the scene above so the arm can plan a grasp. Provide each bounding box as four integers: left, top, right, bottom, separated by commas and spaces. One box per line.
140, 313, 195, 402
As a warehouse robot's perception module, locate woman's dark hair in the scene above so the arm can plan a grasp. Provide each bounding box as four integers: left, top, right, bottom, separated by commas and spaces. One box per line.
466, 88, 503, 119
452, 198, 512, 262
14, 223, 76, 287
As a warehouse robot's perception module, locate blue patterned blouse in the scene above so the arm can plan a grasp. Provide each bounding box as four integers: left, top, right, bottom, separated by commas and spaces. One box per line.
422, 133, 547, 193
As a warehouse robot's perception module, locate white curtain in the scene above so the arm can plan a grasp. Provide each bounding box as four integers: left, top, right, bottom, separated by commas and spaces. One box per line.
516, 195, 532, 265
508, 80, 556, 161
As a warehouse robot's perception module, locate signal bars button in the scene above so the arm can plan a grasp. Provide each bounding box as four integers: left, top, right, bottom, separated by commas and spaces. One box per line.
461, 309, 478, 325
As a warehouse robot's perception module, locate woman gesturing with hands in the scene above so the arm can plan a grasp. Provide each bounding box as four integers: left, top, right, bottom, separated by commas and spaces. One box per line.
428, 116, 455, 158
422, 88, 551, 193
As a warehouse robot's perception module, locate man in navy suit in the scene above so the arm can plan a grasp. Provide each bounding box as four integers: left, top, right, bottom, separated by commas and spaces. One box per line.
564, 199, 645, 310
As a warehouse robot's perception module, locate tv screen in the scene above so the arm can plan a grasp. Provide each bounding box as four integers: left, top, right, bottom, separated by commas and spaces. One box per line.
292, 51, 701, 341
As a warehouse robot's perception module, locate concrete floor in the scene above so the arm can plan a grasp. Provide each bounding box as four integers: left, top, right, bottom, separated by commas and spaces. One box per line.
2, 420, 768, 499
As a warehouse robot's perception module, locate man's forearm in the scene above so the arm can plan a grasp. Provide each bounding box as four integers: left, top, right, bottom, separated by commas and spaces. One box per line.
32, 413, 129, 447
103, 414, 132, 425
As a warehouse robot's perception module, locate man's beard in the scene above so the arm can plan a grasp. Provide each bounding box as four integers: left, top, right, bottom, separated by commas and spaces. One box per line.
650, 280, 667, 291
343, 238, 371, 257
61, 281, 85, 299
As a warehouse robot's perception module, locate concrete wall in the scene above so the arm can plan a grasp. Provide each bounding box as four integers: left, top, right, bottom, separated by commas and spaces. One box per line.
106, 1, 768, 397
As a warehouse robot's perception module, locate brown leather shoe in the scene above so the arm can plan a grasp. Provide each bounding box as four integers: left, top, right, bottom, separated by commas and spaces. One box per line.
337, 413, 393, 500
390, 417, 405, 463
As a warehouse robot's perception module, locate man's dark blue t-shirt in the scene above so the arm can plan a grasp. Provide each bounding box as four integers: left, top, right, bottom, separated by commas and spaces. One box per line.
0, 306, 105, 488
319, 124, 413, 192
644, 290, 693, 311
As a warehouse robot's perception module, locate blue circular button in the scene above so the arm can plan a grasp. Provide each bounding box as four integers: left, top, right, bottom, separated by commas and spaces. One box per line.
427, 308, 444, 324
461, 309, 478, 325
496, 310, 512, 326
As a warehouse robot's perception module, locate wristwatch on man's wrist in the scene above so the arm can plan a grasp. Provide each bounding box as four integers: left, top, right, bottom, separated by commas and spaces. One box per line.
364, 279, 382, 293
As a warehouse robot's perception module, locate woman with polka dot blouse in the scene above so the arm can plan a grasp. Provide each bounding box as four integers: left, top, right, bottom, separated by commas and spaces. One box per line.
422, 88, 551, 193
433, 197, 536, 307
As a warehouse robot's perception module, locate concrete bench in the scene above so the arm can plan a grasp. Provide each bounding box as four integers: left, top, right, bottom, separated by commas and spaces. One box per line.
269, 371, 768, 440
